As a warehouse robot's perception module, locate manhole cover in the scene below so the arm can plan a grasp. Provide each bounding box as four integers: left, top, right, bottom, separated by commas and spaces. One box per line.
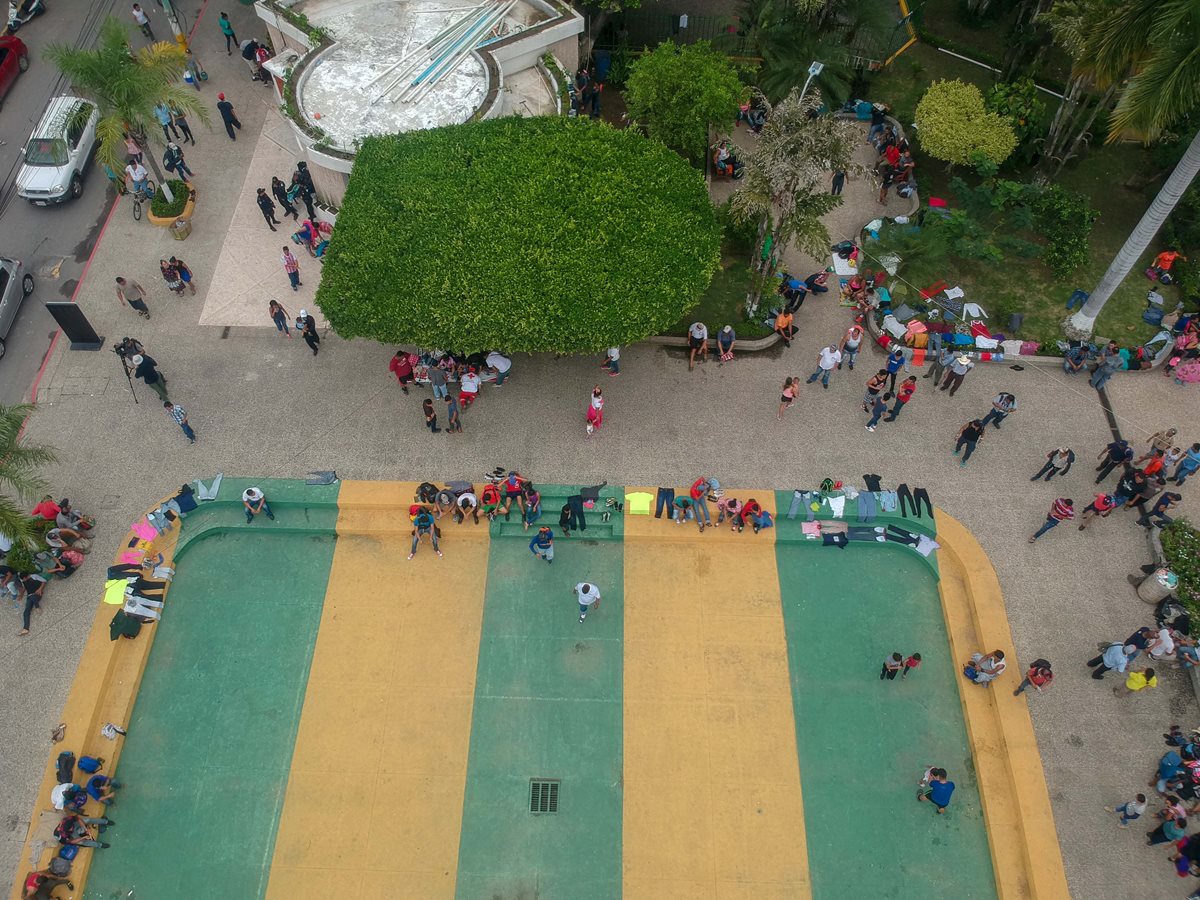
529, 779, 559, 814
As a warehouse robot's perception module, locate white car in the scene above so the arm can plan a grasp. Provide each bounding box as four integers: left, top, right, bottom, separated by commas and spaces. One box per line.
16, 94, 97, 205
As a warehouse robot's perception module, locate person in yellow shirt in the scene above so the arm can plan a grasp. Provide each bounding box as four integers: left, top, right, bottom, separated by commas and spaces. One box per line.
1114, 666, 1157, 696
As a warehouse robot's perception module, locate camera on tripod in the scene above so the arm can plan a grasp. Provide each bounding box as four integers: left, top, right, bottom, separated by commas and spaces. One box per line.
112, 337, 143, 362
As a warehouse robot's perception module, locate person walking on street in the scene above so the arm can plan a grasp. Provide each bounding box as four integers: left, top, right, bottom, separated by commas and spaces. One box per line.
529, 526, 554, 563
1029, 498, 1074, 542
216, 93, 241, 140
153, 103, 179, 142
865, 392, 892, 432
980, 392, 1017, 429
281, 246, 302, 290
880, 652, 903, 680
807, 344, 842, 388
1088, 640, 1132, 679
924, 346, 954, 384
297, 309, 319, 355
1138, 427, 1178, 463
170, 107, 194, 145
169, 256, 195, 295
883, 376, 916, 421
885, 347, 906, 392
218, 12, 238, 53
1173, 443, 1200, 485
574, 582, 601, 623
422, 398, 440, 433
688, 321, 709, 370
272, 177, 298, 221
1095, 439, 1133, 483
16, 573, 47, 636
1031, 447, 1074, 481
163, 142, 192, 180
1077, 493, 1117, 530
269, 300, 291, 337
131, 354, 169, 402
838, 324, 864, 370
160, 258, 185, 296
600, 347, 620, 376
132, 3, 153, 38
954, 419, 985, 466
939, 354, 974, 396
1138, 491, 1181, 528
389, 350, 414, 394
115, 277, 151, 319
1013, 659, 1053, 696
163, 401, 196, 443
778, 377, 797, 419
862, 369, 887, 413
444, 395, 462, 433
257, 188, 280, 231
1108, 794, 1148, 827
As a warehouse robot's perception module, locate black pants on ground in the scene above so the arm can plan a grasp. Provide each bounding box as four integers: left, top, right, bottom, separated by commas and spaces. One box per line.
1086, 655, 1112, 678
22, 594, 40, 630
898, 485, 933, 519
880, 666, 898, 680
160, 123, 179, 142
888, 370, 900, 392
1032, 461, 1064, 481
1096, 459, 1123, 483
261, 209, 279, 229
300, 192, 317, 220
177, 120, 194, 144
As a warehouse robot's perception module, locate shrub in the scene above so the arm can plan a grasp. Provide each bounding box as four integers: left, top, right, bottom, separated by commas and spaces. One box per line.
1162, 520, 1200, 626
316, 118, 721, 353
150, 180, 189, 218
915, 79, 1018, 167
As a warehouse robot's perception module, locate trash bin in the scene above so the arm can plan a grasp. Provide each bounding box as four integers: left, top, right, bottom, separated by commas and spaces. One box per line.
1137, 567, 1178, 603
171, 218, 192, 241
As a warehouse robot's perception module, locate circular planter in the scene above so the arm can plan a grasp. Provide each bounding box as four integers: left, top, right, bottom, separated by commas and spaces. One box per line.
146, 186, 197, 227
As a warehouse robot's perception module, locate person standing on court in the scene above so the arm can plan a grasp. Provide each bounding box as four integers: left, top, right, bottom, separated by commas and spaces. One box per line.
924, 345, 954, 385
1030, 447, 1075, 481
297, 309, 320, 355
115, 277, 151, 320
884, 347, 906, 392
216, 93, 241, 140
980, 392, 1017, 429
806, 344, 841, 389
954, 419, 985, 466
256, 188, 280, 231
687, 321, 708, 370
574, 582, 601, 623
163, 401, 196, 444
218, 12, 238, 54
389, 350, 414, 394
529, 527, 554, 563
281, 246, 301, 290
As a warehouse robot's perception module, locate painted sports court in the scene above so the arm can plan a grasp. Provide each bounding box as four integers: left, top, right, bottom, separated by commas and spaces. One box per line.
12, 479, 1068, 899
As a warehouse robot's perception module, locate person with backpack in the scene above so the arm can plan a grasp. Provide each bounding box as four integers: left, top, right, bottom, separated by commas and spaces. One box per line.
55, 812, 113, 849
980, 392, 1018, 430
1013, 659, 1054, 696
408, 507, 441, 560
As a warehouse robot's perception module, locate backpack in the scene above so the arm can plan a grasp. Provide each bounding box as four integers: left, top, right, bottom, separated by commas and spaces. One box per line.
77, 756, 102, 774
819, 478, 836, 493
49, 857, 72, 876
55, 751, 75, 784
415, 482, 438, 504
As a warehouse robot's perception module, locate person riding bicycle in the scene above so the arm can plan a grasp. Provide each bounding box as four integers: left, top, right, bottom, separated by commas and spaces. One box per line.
124, 160, 149, 196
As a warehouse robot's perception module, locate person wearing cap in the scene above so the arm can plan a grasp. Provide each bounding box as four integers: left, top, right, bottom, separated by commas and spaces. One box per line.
717, 325, 736, 362
529, 526, 554, 563
939, 353, 974, 397
296, 310, 319, 355
408, 507, 442, 560
485, 351, 512, 386
687, 322, 708, 370
216, 93, 241, 140
1030, 447, 1074, 481
242, 487, 274, 524
131, 354, 169, 402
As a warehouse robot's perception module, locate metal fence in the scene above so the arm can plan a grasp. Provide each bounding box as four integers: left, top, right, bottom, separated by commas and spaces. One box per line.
593, 11, 755, 55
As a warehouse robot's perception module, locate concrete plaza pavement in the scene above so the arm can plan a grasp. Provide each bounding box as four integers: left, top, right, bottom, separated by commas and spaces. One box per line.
3, 21, 1200, 898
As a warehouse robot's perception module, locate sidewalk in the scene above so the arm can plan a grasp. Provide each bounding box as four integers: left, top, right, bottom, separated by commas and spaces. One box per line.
2, 18, 1200, 896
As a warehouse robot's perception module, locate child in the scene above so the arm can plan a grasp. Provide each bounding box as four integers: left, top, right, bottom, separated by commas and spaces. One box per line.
422, 398, 440, 433
1109, 794, 1147, 827
880, 652, 903, 680
902, 652, 922, 679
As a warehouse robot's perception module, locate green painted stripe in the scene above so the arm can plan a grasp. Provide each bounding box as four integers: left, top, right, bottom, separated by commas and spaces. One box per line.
772, 491, 996, 900
84, 481, 339, 900
456, 520, 623, 900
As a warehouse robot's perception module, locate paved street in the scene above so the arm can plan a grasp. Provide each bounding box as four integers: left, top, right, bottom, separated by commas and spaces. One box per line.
2, 10, 1200, 898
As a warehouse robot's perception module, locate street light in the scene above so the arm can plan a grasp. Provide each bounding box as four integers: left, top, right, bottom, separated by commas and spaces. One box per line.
799, 60, 824, 104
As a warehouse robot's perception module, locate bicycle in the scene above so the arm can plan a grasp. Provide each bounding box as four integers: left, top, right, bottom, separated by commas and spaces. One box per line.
130, 179, 157, 221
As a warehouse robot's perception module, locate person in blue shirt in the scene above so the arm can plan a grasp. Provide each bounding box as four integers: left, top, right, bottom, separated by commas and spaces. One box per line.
1063, 345, 1087, 374
918, 768, 955, 813
408, 508, 441, 560
1173, 443, 1200, 485
86, 774, 121, 805
529, 527, 553, 564
1095, 439, 1133, 484
885, 347, 906, 392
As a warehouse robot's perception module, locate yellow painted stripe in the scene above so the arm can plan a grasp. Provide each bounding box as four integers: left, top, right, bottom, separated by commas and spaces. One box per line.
935, 511, 1070, 900
621, 490, 810, 899
265, 481, 489, 899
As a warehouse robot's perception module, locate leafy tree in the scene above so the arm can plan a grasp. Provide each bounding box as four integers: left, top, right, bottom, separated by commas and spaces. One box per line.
914, 80, 1018, 168
986, 78, 1046, 164
727, 91, 857, 314
624, 42, 746, 162
316, 118, 721, 352
0, 404, 57, 553
45, 16, 209, 203
727, 0, 852, 104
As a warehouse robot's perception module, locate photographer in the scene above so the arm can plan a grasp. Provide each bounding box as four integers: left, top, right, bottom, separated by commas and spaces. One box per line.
130, 354, 169, 402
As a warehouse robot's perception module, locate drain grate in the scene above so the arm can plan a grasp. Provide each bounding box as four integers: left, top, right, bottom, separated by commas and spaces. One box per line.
529, 779, 559, 814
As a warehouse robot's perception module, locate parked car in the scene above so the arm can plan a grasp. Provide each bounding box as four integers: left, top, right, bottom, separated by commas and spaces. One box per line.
0, 258, 34, 359
16, 95, 97, 205
0, 34, 27, 106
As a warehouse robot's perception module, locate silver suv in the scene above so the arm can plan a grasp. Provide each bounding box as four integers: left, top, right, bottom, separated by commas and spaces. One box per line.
16, 95, 98, 205
0, 258, 34, 359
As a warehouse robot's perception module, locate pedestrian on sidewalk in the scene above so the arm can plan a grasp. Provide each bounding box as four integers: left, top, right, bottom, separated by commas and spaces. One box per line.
163, 401, 196, 444
389, 350, 414, 394
924, 346, 954, 384
980, 392, 1017, 429
862, 369, 887, 413
293, 163, 317, 219
806, 344, 841, 388
529, 526, 554, 563
778, 377, 797, 418
953, 419, 985, 466
1077, 493, 1117, 530
688, 321, 709, 370
574, 582, 600, 623
774, 308, 796, 347
170, 107, 194, 145
16, 573, 46, 636
1114, 469, 1148, 509
268, 300, 291, 336
153, 104, 179, 142
1095, 438, 1133, 483
939, 354, 974, 396
163, 142, 192, 180
1029, 498, 1074, 542
902, 653, 921, 679
428, 364, 448, 400
216, 94, 241, 140
883, 376, 917, 421
1138, 491, 1181, 528
586, 386, 604, 436
257, 189, 280, 231
1031, 447, 1074, 481
1173, 443, 1200, 485
422, 398, 440, 433
1091, 341, 1121, 391
830, 167, 846, 195
1013, 659, 1053, 696
1087, 640, 1131, 679
218, 12, 238, 53
115, 277, 151, 319
1115, 666, 1158, 697
242, 487, 274, 523
281, 246, 302, 290
917, 769, 954, 814
885, 347, 906, 392
880, 652, 903, 680
838, 324, 863, 370
159, 259, 185, 296
408, 507, 442, 560
444, 395, 462, 433
865, 391, 892, 432
297, 310, 319, 355
131, 354, 169, 402
1138, 428, 1178, 463
272, 177, 298, 220
1107, 794, 1147, 827
600, 346, 619, 376
132, 3, 153, 39
169, 257, 195, 295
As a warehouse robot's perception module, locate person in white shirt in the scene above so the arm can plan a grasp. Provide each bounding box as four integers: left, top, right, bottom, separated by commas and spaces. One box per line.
688, 322, 708, 370
806, 345, 843, 389
455, 491, 479, 524
485, 351, 512, 386
601, 347, 619, 376
242, 487, 274, 523
574, 582, 601, 623
124, 161, 148, 194
459, 369, 481, 406
131, 2, 153, 38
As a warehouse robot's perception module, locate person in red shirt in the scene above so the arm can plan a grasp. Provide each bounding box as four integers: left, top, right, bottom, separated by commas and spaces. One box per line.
884, 143, 901, 167
31, 496, 59, 521
689, 477, 715, 530
739, 498, 763, 533
388, 351, 415, 395
902, 653, 922, 679
1013, 660, 1054, 697
884, 376, 917, 422
1029, 498, 1073, 542
1151, 249, 1185, 279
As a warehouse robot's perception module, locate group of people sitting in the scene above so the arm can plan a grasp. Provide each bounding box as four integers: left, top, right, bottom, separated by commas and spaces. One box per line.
868, 104, 917, 205
650, 478, 775, 533
6, 497, 95, 637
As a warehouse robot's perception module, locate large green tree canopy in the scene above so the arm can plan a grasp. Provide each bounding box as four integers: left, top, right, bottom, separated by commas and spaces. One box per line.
317, 117, 721, 353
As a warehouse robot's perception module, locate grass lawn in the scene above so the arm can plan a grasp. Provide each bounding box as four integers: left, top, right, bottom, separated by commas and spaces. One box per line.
672, 235, 774, 338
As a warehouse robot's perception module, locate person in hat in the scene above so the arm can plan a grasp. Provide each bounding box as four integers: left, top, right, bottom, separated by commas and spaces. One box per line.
216, 93, 241, 140
131, 354, 169, 402
717, 325, 736, 363
529, 526, 554, 563
688, 322, 709, 370
939, 354, 974, 396
296, 310, 319, 355
256, 188, 280, 231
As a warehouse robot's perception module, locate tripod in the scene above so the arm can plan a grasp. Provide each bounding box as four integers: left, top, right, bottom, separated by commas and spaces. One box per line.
117, 352, 138, 404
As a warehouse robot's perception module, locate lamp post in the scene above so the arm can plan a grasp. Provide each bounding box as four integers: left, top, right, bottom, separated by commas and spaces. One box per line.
798, 61, 824, 104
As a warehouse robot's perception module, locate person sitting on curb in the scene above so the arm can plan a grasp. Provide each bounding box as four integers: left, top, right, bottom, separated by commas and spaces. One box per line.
242, 487, 274, 524
408, 507, 442, 560
962, 650, 1006, 685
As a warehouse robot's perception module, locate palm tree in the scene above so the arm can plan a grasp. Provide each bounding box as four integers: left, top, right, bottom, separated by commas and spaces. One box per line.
726, 0, 853, 104
1067, 0, 1200, 332
0, 404, 57, 552
45, 16, 209, 204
